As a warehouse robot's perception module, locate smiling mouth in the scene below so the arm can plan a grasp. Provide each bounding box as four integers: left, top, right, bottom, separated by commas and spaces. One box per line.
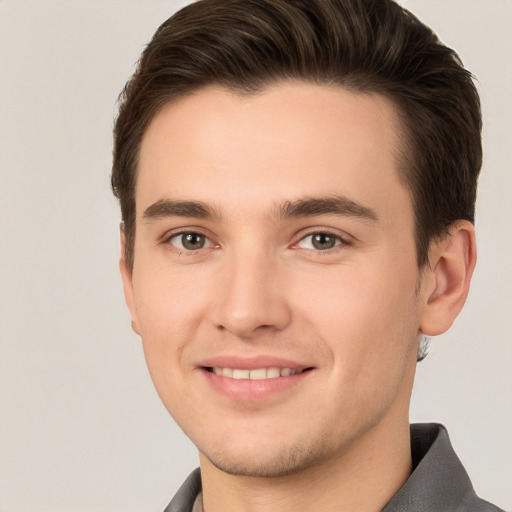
205, 367, 313, 380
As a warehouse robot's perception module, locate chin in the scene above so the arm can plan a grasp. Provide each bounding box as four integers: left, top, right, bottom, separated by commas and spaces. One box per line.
199, 434, 335, 478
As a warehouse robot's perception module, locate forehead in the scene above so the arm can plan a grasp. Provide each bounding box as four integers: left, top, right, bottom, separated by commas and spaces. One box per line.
136, 82, 410, 223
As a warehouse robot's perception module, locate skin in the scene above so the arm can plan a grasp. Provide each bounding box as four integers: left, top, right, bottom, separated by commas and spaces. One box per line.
120, 82, 476, 511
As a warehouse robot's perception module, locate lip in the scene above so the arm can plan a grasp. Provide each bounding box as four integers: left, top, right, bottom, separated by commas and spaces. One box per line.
198, 355, 315, 402
201, 355, 309, 371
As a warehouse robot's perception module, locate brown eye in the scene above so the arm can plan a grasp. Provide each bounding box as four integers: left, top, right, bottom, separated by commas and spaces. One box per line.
312, 233, 337, 250
183, 233, 205, 250
296, 232, 343, 251
169, 232, 212, 250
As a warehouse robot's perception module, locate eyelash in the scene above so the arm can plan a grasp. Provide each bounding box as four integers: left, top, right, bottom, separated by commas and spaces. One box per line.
164, 230, 216, 252
163, 229, 351, 254
293, 230, 351, 252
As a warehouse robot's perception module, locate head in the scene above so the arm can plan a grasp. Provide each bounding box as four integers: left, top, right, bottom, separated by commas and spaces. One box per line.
112, 0, 481, 481
112, 0, 482, 272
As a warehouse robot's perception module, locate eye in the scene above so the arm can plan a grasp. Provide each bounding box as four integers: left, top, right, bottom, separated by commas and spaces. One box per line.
296, 232, 343, 251
167, 231, 214, 251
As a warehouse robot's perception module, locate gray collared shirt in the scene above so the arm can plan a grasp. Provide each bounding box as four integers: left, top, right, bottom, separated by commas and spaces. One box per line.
164, 423, 504, 512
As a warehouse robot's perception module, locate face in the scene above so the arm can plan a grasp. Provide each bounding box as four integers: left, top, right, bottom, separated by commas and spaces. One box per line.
122, 83, 430, 477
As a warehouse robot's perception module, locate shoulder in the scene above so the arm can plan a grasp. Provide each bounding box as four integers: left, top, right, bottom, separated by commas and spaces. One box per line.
383, 424, 506, 512
461, 493, 506, 512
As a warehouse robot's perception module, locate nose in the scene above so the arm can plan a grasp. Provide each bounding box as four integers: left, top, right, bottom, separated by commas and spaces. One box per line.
211, 249, 292, 339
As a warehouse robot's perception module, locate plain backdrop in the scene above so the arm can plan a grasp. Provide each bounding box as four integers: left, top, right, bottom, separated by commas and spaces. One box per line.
0, 1, 510, 511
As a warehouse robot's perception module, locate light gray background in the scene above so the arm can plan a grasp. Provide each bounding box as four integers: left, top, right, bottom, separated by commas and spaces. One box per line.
0, 1, 510, 511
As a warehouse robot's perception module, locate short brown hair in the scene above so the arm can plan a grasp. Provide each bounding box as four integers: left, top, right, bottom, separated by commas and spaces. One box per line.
112, 0, 482, 270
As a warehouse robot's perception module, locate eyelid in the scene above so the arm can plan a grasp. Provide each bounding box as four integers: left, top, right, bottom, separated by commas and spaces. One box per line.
162, 227, 217, 251
292, 228, 353, 250
159, 226, 353, 252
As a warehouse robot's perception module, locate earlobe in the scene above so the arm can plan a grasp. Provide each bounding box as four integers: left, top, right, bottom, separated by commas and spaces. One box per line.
119, 225, 141, 336
419, 221, 477, 336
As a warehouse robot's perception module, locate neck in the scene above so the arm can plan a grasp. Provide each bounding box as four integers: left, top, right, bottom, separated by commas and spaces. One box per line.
199, 415, 412, 512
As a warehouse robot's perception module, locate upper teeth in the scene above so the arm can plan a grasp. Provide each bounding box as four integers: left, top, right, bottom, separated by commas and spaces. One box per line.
212, 367, 302, 379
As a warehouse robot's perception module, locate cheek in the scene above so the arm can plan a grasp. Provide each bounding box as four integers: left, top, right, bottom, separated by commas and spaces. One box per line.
133, 260, 211, 336
299, 263, 419, 373
131, 267, 210, 391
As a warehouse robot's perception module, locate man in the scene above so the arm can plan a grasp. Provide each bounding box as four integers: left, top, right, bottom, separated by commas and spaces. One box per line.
111, 0, 504, 510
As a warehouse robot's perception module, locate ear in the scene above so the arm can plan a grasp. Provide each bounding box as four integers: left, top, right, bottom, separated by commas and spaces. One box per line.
119, 224, 141, 336
419, 220, 477, 336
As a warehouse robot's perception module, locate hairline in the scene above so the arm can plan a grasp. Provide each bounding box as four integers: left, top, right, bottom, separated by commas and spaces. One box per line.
125, 79, 424, 270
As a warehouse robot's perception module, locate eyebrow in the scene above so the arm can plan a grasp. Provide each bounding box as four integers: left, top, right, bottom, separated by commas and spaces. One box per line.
275, 196, 378, 222
142, 195, 378, 224
142, 199, 221, 222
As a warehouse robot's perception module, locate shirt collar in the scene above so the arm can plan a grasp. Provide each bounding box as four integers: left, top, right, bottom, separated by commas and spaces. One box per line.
382, 423, 478, 511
